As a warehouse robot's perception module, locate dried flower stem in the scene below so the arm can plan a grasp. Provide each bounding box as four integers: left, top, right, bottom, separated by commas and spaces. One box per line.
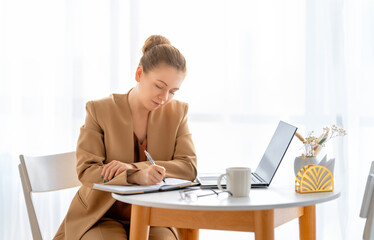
295, 132, 305, 143
296, 124, 346, 158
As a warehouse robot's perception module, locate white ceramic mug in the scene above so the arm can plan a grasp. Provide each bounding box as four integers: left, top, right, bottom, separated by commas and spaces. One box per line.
217, 167, 251, 197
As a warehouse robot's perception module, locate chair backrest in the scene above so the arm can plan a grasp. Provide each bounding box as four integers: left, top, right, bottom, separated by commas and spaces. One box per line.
19, 152, 81, 240
360, 161, 374, 240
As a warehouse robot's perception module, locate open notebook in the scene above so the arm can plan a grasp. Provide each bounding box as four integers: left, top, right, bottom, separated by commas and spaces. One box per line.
93, 178, 198, 194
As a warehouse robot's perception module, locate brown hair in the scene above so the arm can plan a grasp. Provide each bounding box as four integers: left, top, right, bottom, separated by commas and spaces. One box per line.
139, 35, 186, 74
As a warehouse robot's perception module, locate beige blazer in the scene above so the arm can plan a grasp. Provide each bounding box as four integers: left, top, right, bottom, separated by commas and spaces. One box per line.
54, 92, 197, 240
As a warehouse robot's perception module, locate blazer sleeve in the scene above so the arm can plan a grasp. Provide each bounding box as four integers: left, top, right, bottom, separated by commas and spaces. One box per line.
132, 103, 198, 181
76, 101, 135, 188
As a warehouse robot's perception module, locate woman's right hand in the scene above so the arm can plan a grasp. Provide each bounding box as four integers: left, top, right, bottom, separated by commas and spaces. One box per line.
127, 165, 166, 185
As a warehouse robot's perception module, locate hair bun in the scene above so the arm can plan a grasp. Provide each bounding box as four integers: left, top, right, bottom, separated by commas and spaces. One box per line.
142, 35, 171, 54
139, 35, 186, 74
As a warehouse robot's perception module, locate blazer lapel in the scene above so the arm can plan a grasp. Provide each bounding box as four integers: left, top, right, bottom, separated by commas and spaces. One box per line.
147, 110, 156, 157
147, 109, 165, 160
147, 107, 171, 161
113, 92, 134, 163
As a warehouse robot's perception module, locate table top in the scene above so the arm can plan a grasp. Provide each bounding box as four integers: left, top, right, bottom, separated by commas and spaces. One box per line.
112, 185, 340, 211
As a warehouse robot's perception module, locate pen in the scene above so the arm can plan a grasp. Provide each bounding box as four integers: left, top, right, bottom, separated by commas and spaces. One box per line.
144, 150, 166, 183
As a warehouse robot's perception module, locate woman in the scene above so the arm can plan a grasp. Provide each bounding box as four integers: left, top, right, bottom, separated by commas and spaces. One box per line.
54, 35, 197, 240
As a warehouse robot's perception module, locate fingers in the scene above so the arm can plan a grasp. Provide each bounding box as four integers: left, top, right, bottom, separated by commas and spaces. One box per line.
107, 166, 118, 181
114, 167, 126, 178
106, 162, 166, 185
101, 161, 129, 183
146, 165, 166, 185
150, 174, 161, 185
127, 165, 166, 185
101, 161, 114, 182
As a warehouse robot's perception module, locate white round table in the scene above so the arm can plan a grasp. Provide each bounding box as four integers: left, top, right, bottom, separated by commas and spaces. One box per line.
112, 185, 340, 240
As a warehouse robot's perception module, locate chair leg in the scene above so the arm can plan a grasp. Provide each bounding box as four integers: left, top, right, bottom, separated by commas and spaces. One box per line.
19, 164, 43, 240
364, 196, 374, 240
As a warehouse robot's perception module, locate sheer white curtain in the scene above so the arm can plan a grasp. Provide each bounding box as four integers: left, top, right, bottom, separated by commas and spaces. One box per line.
0, 0, 373, 239
0, 1, 133, 239
342, 0, 374, 238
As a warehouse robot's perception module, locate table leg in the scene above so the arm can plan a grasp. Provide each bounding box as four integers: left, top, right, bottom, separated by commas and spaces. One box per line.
299, 205, 316, 240
254, 209, 274, 240
130, 205, 150, 240
178, 228, 199, 240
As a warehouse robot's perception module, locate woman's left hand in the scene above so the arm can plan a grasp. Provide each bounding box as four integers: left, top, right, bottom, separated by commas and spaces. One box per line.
101, 160, 135, 182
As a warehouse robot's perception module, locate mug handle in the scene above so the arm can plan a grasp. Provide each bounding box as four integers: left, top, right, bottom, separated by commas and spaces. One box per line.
217, 173, 226, 191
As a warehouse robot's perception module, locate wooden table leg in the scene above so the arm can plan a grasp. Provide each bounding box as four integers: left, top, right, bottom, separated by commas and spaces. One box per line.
178, 228, 199, 240
299, 205, 316, 240
130, 205, 151, 240
254, 209, 275, 240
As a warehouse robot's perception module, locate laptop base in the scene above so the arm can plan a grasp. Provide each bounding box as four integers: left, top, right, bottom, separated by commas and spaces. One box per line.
196, 175, 269, 189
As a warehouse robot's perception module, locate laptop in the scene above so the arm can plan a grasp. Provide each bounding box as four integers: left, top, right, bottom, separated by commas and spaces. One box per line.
197, 121, 297, 188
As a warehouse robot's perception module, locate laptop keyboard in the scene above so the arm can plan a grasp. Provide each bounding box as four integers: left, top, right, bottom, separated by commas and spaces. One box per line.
251, 173, 264, 184
199, 174, 264, 185
251, 175, 260, 183
220, 174, 262, 184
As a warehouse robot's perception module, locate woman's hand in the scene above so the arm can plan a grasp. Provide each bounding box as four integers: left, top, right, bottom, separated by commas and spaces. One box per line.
101, 160, 135, 183
127, 165, 166, 185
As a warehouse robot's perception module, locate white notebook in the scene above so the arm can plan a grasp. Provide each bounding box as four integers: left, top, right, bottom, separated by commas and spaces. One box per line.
93, 178, 198, 194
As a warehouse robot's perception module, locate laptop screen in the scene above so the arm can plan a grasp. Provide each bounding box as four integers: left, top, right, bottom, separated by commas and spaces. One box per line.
255, 121, 297, 184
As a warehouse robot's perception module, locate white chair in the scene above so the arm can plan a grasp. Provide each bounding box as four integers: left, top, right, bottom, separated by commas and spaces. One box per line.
19, 152, 81, 240
360, 161, 374, 240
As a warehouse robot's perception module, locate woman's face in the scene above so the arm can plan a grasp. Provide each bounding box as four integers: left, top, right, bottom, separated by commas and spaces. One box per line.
135, 63, 185, 111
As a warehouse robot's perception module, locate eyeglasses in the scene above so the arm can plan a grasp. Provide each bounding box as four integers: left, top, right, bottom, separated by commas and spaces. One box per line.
179, 188, 232, 201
